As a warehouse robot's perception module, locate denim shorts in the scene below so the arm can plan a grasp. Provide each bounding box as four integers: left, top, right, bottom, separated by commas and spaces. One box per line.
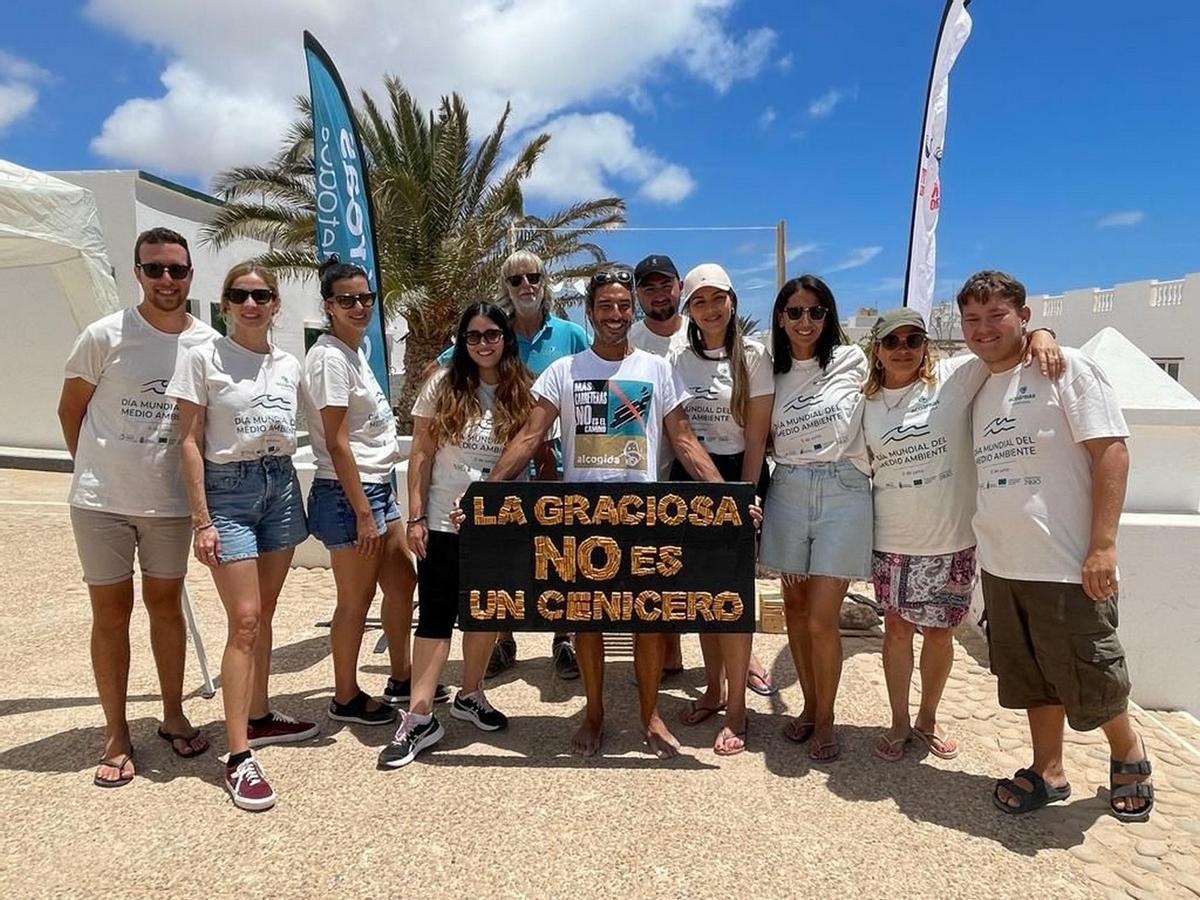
759, 461, 874, 580
205, 457, 309, 564
306, 477, 401, 550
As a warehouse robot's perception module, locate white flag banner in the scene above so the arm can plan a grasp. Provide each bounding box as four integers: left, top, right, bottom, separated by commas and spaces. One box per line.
903, 0, 973, 319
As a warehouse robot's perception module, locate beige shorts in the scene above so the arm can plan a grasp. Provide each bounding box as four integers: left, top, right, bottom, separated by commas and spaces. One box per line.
70, 506, 191, 586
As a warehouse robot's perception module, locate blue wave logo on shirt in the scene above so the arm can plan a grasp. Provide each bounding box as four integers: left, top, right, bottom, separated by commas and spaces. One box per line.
983, 416, 1017, 436
140, 379, 168, 395
249, 393, 291, 411
881, 422, 932, 444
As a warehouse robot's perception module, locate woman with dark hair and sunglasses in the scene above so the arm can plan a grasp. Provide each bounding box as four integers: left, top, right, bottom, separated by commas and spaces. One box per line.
302, 259, 428, 734
378, 302, 539, 767
666, 263, 773, 755
863, 308, 1061, 762
169, 262, 317, 811
760, 274, 870, 762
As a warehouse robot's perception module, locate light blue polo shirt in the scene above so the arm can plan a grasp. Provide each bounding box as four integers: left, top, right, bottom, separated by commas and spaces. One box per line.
437, 313, 589, 375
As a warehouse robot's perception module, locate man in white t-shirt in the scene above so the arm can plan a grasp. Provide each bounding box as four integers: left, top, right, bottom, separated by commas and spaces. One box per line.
488, 265, 723, 759
57, 228, 219, 787
961, 270, 1152, 822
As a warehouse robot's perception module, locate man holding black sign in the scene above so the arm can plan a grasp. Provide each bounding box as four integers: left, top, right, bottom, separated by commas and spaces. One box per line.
488, 265, 724, 758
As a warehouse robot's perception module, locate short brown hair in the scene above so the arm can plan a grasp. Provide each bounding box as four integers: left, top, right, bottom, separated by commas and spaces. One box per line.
956, 269, 1026, 311
134, 227, 191, 267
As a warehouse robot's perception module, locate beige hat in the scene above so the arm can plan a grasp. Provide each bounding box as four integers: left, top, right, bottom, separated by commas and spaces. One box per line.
681, 263, 734, 305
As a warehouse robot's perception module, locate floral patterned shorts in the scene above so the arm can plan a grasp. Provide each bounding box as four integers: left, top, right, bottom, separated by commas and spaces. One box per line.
871, 546, 977, 629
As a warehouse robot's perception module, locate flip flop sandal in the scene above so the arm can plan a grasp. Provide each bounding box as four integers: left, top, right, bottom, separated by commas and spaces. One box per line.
679, 699, 725, 726
809, 739, 841, 762
94, 751, 135, 788
913, 727, 958, 760
714, 725, 748, 757
746, 670, 779, 697
872, 732, 910, 762
782, 718, 815, 744
992, 767, 1072, 815
157, 726, 209, 758
1109, 756, 1154, 822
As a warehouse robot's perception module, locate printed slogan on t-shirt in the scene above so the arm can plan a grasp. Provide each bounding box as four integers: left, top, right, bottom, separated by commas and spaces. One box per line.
571, 379, 652, 472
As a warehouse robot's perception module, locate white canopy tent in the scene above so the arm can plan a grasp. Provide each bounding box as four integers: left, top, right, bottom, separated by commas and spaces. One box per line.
0, 159, 214, 696
0, 159, 121, 452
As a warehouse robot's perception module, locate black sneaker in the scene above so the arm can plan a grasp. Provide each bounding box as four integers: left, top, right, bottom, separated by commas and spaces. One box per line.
552, 638, 580, 680
377, 713, 444, 769
382, 677, 451, 706
485, 639, 517, 678
451, 690, 509, 732
327, 690, 397, 726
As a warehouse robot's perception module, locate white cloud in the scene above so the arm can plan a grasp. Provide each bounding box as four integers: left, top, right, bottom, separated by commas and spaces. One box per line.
0, 50, 50, 134
776, 53, 794, 72
827, 245, 882, 272
808, 87, 853, 119
83, 0, 776, 185
1096, 210, 1145, 229
758, 106, 776, 130
518, 112, 695, 205
871, 275, 905, 294
729, 241, 818, 276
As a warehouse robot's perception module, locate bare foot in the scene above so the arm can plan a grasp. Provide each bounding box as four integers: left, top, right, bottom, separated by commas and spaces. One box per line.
645, 715, 681, 759
571, 717, 604, 757
714, 716, 747, 756
809, 725, 840, 762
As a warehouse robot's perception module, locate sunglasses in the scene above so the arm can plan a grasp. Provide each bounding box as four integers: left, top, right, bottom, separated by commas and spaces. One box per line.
223, 287, 277, 305
464, 328, 505, 346
783, 305, 828, 322
330, 292, 376, 310
590, 268, 634, 287
879, 332, 928, 351
506, 272, 542, 287
136, 262, 192, 280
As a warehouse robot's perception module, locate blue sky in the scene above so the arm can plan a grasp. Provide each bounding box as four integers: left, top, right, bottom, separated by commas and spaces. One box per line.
2, 1, 1198, 327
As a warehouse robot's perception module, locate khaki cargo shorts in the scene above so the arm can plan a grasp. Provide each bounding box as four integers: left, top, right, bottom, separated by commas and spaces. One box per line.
980, 570, 1131, 732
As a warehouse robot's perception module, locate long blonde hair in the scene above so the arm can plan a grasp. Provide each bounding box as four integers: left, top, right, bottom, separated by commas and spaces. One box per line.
429, 302, 533, 446
862, 337, 938, 397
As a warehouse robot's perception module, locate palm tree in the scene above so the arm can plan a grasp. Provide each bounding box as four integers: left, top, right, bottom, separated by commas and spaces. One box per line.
203, 77, 624, 429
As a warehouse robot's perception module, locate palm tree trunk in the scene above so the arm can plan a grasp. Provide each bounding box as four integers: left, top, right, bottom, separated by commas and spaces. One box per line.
394, 329, 444, 434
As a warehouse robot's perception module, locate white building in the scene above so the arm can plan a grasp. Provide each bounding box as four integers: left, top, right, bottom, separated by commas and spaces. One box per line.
1028, 273, 1199, 399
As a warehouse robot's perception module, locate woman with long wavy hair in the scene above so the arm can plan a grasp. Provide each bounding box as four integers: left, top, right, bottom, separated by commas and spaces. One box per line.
378, 302, 538, 768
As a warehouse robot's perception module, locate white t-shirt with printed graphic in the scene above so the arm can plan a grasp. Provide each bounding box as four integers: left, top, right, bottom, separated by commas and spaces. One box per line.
770, 344, 870, 474
167, 336, 302, 464
864, 355, 989, 555
971, 348, 1129, 583
302, 333, 399, 483
668, 338, 774, 455
412, 369, 527, 533
533, 348, 687, 483
64, 307, 219, 517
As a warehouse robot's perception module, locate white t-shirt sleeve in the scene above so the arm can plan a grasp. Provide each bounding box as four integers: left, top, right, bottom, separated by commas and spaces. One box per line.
939, 354, 989, 398
662, 362, 688, 414
166, 346, 208, 407
747, 343, 774, 398
412, 369, 443, 419
532, 359, 566, 411
1059, 359, 1129, 443
310, 350, 353, 409
63, 325, 107, 385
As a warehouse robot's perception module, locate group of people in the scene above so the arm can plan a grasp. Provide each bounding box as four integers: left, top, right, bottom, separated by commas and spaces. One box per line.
59, 227, 1154, 823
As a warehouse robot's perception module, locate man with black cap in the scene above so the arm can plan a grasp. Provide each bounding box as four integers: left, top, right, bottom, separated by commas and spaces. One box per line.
630, 255, 689, 357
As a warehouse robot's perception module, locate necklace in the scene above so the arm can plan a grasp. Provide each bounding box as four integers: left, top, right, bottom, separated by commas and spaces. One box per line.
882, 380, 920, 413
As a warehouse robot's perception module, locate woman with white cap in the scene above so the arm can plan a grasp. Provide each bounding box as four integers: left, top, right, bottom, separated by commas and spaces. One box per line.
863, 307, 1060, 762
666, 263, 773, 755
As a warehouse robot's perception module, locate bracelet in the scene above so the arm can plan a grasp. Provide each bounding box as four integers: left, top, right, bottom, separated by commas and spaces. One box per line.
406, 515, 427, 526
192, 522, 215, 534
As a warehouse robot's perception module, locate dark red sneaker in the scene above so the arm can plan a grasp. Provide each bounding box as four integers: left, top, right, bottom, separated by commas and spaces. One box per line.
247, 711, 319, 748
224, 755, 275, 811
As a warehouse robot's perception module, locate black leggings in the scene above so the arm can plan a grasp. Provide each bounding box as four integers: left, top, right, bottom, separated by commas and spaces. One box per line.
415, 530, 460, 640
669, 450, 771, 500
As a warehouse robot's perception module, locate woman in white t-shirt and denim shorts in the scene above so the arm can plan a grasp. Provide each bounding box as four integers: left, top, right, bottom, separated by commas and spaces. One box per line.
302, 259, 426, 732
759, 275, 871, 762
171, 262, 317, 811
862, 307, 1061, 762
377, 302, 537, 769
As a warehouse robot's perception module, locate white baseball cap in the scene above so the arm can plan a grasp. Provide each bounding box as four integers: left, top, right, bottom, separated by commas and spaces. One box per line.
681, 263, 734, 305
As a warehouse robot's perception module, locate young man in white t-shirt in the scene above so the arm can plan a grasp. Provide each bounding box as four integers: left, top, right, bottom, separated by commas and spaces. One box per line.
961, 270, 1152, 822
488, 265, 723, 760
57, 228, 219, 787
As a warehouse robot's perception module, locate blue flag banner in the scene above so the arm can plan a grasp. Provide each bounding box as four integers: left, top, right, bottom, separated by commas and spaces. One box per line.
303, 31, 390, 396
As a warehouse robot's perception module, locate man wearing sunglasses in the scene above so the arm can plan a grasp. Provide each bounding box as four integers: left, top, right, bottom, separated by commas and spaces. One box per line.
487, 264, 723, 760
57, 227, 219, 787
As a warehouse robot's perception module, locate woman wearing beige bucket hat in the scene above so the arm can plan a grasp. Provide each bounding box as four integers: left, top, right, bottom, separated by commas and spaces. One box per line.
862, 306, 1060, 763
666, 263, 773, 755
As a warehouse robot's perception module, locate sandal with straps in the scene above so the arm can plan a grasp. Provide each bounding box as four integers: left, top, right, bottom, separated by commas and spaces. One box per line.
992, 767, 1071, 815
1110, 756, 1154, 822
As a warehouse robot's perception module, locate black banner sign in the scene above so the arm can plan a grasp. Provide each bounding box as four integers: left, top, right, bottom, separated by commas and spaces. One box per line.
458, 481, 756, 633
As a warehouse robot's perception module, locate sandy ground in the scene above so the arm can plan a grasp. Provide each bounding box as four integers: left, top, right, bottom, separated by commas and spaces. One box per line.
1, 469, 1198, 899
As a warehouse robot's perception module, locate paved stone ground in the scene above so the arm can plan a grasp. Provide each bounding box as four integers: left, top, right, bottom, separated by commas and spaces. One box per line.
1, 469, 1199, 899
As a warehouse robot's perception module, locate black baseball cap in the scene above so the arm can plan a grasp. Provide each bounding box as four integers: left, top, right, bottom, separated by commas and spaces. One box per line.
634, 254, 679, 285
